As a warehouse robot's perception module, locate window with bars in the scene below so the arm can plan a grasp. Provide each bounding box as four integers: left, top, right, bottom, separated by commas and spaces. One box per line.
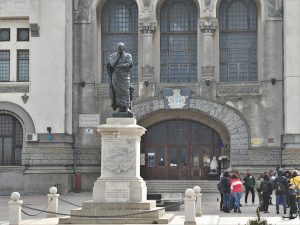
219, 0, 257, 82
17, 50, 29, 81
160, 0, 197, 83
101, 0, 138, 83
0, 50, 10, 81
0, 114, 23, 166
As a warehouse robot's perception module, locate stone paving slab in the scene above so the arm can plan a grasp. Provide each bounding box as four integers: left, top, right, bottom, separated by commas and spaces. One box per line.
0, 192, 298, 225
1, 216, 299, 225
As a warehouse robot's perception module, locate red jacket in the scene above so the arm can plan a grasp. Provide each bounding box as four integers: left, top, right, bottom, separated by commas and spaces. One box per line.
231, 178, 243, 193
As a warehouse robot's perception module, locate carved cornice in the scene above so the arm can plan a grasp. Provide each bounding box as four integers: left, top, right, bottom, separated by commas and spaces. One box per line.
74, 0, 92, 24
139, 22, 156, 34
141, 65, 154, 78
30, 23, 40, 37
267, 0, 282, 18
199, 17, 218, 34
201, 65, 215, 74
0, 84, 29, 93
217, 83, 261, 96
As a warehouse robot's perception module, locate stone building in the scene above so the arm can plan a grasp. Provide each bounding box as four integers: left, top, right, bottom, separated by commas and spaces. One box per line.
0, 0, 299, 194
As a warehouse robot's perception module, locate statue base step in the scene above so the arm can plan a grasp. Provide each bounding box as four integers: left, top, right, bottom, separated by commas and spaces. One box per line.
58, 200, 174, 224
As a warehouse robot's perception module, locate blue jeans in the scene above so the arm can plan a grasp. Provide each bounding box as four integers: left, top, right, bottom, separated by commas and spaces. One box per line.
223, 193, 231, 210
276, 194, 287, 212
233, 192, 242, 211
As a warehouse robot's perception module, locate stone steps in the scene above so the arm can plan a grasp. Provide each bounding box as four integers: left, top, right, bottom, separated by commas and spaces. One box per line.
146, 180, 219, 193
59, 213, 174, 224
58, 200, 175, 224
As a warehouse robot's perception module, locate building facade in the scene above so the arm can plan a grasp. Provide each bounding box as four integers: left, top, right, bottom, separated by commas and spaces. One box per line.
0, 0, 299, 194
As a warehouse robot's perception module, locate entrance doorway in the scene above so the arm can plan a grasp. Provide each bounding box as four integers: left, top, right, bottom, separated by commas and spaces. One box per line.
0, 114, 23, 165
141, 119, 221, 179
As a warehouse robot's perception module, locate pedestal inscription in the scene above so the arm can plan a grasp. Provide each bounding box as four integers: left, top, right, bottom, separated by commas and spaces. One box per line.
105, 182, 130, 202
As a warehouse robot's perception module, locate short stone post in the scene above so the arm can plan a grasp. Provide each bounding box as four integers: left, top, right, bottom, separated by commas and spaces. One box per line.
47, 187, 59, 218
184, 188, 196, 225
193, 186, 202, 217
8, 192, 23, 225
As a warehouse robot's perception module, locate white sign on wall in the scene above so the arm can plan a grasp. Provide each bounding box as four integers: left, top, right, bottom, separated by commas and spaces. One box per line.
79, 114, 100, 127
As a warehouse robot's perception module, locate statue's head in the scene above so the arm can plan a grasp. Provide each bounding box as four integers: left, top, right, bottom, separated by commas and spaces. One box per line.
117, 42, 125, 54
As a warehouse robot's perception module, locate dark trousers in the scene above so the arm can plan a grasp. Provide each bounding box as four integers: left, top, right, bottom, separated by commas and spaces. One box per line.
220, 193, 223, 210
289, 197, 297, 216
245, 187, 255, 204
262, 192, 270, 211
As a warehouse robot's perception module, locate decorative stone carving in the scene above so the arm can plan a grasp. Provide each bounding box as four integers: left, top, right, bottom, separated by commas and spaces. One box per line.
142, 0, 151, 8
141, 65, 154, 78
199, 17, 218, 33
95, 85, 109, 97
104, 142, 135, 174
139, 22, 156, 34
217, 83, 261, 96
21, 93, 29, 104
204, 0, 212, 10
29, 23, 40, 37
74, 0, 92, 23
267, 0, 282, 17
201, 65, 215, 74
0, 85, 29, 93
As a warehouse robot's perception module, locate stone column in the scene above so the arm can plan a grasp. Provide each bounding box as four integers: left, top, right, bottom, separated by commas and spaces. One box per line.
94, 118, 147, 203
199, 17, 217, 80
193, 186, 202, 217
47, 187, 59, 218
139, 22, 156, 97
184, 188, 196, 225
8, 192, 23, 225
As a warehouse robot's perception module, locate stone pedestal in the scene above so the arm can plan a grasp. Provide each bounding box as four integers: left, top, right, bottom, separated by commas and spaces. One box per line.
93, 118, 147, 203
59, 118, 174, 224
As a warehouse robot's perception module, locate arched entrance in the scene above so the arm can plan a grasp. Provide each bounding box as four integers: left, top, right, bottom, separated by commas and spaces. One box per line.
142, 119, 222, 179
0, 114, 23, 165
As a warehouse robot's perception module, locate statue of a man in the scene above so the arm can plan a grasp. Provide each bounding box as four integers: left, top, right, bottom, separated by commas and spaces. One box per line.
106, 43, 134, 115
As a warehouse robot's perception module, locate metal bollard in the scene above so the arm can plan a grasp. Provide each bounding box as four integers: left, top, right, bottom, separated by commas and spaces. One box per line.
47, 187, 59, 218
8, 192, 23, 225
184, 188, 196, 225
193, 186, 202, 217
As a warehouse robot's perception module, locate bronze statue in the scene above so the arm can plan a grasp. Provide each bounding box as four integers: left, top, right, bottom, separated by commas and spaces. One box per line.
106, 43, 134, 116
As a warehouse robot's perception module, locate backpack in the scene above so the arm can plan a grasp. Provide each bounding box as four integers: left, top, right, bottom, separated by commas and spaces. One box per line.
261, 182, 269, 193
275, 181, 284, 193
255, 179, 262, 190
217, 180, 225, 193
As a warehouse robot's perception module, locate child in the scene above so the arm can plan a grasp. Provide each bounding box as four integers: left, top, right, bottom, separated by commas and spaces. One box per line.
287, 183, 297, 219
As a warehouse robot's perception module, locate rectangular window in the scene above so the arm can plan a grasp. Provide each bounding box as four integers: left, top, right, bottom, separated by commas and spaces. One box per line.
0, 28, 10, 41
0, 50, 10, 81
17, 28, 29, 41
17, 50, 29, 81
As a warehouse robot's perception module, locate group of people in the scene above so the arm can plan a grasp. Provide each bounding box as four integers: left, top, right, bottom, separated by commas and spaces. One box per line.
218, 168, 300, 218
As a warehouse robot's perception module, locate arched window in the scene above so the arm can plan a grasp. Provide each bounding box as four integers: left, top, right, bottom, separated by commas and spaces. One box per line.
219, 0, 257, 82
101, 0, 138, 83
0, 114, 23, 165
160, 0, 197, 83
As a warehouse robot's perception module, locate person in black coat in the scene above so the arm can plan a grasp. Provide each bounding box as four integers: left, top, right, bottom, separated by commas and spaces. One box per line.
260, 174, 273, 213
274, 169, 289, 214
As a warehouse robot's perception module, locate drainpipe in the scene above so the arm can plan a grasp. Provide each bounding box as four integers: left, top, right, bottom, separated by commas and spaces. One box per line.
72, 134, 77, 191
280, 7, 285, 168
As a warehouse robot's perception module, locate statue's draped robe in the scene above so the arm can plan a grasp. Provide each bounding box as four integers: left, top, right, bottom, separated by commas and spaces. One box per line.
107, 52, 133, 111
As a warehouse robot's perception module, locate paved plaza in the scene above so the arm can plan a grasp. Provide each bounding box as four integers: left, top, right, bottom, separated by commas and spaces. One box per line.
0, 191, 299, 225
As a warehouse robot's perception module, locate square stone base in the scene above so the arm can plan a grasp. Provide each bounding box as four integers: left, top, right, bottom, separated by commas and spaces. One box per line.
93, 178, 147, 203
